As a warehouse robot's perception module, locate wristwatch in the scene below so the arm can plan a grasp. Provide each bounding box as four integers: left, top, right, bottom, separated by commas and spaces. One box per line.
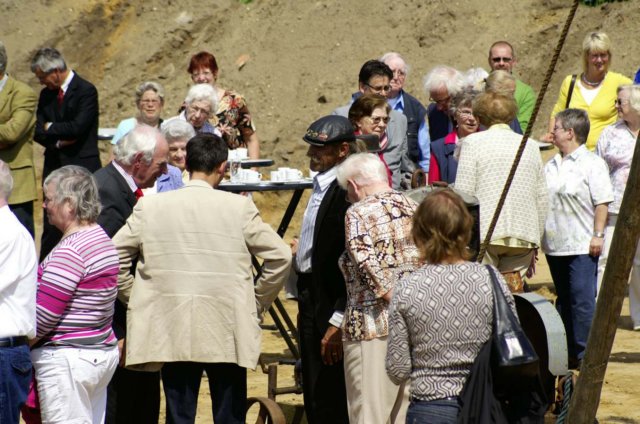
593, 231, 605, 238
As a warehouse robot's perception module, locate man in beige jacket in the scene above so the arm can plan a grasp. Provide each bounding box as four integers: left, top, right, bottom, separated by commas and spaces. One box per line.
114, 133, 291, 424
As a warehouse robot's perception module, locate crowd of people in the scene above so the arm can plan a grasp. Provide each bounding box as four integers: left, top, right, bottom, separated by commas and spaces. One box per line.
1, 28, 640, 424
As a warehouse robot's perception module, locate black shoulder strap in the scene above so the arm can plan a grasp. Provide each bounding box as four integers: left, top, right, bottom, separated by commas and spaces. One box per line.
566, 74, 578, 109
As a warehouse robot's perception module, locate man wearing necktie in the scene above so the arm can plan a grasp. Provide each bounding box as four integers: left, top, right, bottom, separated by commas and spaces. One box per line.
93, 125, 168, 424
31, 47, 101, 260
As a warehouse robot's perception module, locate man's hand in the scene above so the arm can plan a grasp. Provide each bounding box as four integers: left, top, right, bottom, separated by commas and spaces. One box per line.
320, 325, 343, 365
589, 236, 604, 257
118, 338, 126, 367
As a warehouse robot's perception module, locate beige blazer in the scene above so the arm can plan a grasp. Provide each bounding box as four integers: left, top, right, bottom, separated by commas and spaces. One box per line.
0, 76, 37, 204
113, 179, 292, 371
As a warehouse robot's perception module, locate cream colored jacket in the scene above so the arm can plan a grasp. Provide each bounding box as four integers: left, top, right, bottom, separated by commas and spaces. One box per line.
114, 179, 291, 371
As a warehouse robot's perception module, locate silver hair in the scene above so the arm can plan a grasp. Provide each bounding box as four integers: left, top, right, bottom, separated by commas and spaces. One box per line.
485, 70, 516, 95
43, 165, 101, 223
618, 84, 640, 114
30, 47, 67, 73
463, 67, 489, 91
0, 42, 7, 75
380, 52, 410, 76
0, 159, 13, 201
336, 153, 389, 190
449, 89, 479, 117
161, 118, 196, 144
113, 125, 162, 166
555, 109, 590, 145
184, 83, 218, 110
135, 81, 165, 105
423, 65, 465, 97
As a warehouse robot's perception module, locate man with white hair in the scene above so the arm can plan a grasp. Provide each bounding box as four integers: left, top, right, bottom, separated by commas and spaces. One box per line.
0, 41, 38, 237
166, 83, 221, 135
380, 52, 430, 171
0, 159, 38, 424
423, 65, 465, 141
93, 125, 168, 424
31, 47, 101, 260
488, 41, 536, 132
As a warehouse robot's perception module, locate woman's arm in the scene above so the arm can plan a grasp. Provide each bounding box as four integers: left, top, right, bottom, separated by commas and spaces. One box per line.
385, 293, 411, 384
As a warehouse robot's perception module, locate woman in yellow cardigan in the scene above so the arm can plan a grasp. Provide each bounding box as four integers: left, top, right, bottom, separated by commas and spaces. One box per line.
544, 32, 631, 151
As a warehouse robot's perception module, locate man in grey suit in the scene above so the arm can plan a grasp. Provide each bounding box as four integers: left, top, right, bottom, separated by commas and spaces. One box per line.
333, 60, 413, 189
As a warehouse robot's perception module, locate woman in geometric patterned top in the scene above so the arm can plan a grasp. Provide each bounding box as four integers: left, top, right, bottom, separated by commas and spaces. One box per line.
30, 165, 120, 424
336, 153, 420, 424
386, 189, 516, 423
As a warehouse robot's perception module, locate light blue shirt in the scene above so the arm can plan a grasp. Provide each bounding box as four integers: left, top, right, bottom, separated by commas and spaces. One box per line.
295, 167, 337, 273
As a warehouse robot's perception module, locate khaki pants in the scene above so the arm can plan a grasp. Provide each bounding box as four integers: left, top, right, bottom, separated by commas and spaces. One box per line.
343, 337, 409, 424
482, 244, 535, 279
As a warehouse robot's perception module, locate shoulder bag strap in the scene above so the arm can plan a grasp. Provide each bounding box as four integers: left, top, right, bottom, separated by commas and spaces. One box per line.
565, 74, 577, 109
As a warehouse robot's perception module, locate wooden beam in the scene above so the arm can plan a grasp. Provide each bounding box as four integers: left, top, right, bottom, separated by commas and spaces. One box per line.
567, 131, 640, 421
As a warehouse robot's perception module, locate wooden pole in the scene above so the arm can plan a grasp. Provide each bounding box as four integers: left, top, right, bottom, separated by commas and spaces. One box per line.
567, 131, 640, 422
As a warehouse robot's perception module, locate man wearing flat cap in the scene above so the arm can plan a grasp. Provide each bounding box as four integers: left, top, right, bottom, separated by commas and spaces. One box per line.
296, 115, 355, 424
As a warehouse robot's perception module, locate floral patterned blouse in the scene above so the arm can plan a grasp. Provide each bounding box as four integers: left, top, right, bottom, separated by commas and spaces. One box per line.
339, 190, 420, 342
596, 120, 637, 215
212, 90, 256, 149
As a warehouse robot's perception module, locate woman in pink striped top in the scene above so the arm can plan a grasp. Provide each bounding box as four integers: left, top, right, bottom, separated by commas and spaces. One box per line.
30, 165, 119, 424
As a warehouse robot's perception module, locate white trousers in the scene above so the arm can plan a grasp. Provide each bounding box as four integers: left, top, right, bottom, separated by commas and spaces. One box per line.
31, 345, 119, 424
343, 336, 409, 424
597, 214, 640, 326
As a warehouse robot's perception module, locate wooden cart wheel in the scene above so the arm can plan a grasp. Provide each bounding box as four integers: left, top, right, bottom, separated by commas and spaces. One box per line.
247, 396, 287, 424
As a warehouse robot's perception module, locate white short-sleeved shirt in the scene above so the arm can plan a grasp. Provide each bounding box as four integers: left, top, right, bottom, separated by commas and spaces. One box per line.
542, 145, 613, 256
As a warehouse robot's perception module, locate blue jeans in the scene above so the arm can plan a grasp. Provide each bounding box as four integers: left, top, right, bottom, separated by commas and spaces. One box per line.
546, 254, 597, 360
0, 344, 32, 424
406, 397, 460, 424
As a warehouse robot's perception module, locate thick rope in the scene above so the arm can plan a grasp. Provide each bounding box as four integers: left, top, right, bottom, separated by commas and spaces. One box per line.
475, 0, 581, 263
556, 372, 574, 423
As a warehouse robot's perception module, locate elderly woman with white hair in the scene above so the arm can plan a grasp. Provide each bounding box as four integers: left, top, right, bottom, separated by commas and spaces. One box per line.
31, 165, 120, 423
111, 81, 165, 146
596, 84, 640, 327
423, 65, 465, 141
161, 118, 196, 183
336, 153, 419, 424
545, 31, 632, 150
166, 83, 221, 135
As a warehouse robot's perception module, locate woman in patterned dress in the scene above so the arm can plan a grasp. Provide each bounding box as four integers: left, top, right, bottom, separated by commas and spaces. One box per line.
385, 189, 515, 423
187, 51, 260, 159
335, 152, 419, 424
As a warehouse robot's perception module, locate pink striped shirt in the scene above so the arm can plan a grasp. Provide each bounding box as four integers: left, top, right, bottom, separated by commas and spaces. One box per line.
37, 225, 118, 347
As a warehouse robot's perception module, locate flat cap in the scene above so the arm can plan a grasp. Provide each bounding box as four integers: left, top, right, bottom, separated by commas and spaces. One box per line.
303, 115, 356, 146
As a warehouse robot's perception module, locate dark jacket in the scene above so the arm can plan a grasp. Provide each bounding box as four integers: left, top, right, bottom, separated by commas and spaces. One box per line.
35, 72, 100, 178
427, 103, 452, 142
400, 90, 427, 164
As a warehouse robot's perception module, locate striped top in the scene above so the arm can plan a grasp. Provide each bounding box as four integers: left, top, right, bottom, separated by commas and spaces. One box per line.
37, 225, 119, 347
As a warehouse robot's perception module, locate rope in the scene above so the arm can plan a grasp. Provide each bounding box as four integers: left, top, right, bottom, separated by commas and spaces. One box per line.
556, 372, 574, 423
475, 0, 581, 263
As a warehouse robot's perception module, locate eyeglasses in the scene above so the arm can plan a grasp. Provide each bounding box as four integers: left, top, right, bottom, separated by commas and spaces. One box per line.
553, 126, 567, 133
429, 95, 451, 105
367, 116, 390, 125
188, 104, 211, 117
191, 70, 214, 78
589, 52, 609, 61
364, 82, 391, 93
615, 99, 629, 106
491, 57, 513, 63
456, 109, 474, 118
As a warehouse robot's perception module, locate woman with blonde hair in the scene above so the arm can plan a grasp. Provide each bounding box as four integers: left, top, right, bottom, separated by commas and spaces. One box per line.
544, 31, 632, 150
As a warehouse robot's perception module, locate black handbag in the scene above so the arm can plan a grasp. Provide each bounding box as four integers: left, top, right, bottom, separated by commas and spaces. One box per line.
486, 265, 539, 388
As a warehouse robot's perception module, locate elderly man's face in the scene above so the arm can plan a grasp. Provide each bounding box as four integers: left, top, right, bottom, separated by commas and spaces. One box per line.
489, 45, 516, 73
430, 86, 451, 113
307, 143, 346, 173
360, 75, 391, 98
132, 137, 169, 188
34, 67, 63, 90
385, 57, 407, 98
186, 100, 212, 130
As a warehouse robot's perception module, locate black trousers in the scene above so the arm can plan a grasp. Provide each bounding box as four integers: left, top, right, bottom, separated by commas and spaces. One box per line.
162, 362, 247, 424
9, 201, 34, 238
105, 367, 160, 424
297, 274, 349, 424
